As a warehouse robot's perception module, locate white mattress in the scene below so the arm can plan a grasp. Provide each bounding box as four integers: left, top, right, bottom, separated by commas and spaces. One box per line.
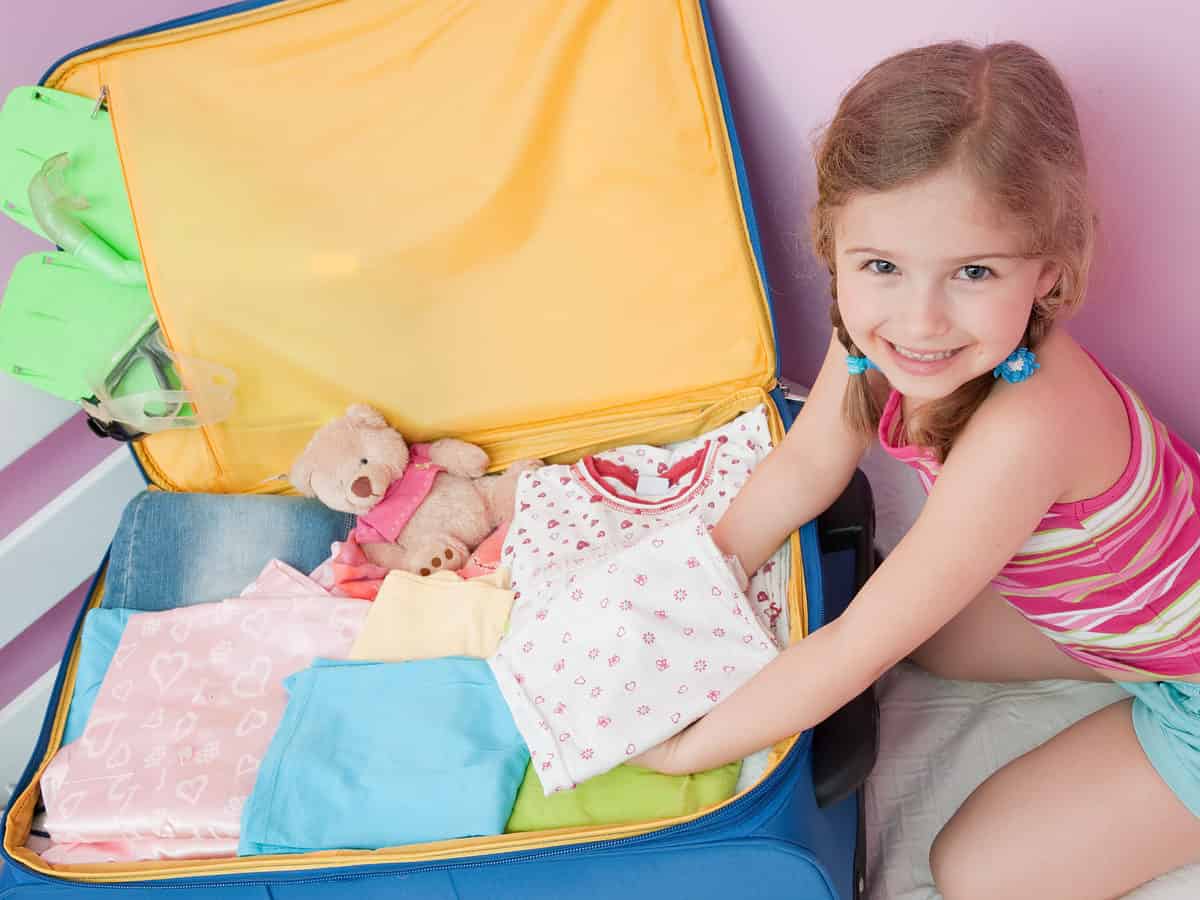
857, 447, 1200, 899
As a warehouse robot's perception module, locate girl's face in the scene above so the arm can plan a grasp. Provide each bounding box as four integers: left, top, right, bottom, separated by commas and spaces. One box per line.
834, 164, 1060, 406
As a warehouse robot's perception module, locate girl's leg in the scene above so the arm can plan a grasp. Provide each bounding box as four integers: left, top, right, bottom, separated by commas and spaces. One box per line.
909, 585, 1106, 682
930, 699, 1200, 899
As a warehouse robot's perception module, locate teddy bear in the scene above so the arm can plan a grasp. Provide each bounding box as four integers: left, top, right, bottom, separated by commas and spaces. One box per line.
289, 404, 541, 576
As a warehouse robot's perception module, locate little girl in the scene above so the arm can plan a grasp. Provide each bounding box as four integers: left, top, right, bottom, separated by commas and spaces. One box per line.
636, 41, 1200, 899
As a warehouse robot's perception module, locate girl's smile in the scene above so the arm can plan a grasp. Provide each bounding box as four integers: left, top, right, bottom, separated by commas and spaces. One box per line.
884, 340, 967, 376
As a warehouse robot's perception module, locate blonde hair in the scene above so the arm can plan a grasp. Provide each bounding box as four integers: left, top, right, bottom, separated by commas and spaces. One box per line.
811, 41, 1096, 460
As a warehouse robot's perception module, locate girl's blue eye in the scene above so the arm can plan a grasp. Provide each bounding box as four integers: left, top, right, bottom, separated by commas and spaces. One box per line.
958, 264, 993, 281
865, 259, 897, 275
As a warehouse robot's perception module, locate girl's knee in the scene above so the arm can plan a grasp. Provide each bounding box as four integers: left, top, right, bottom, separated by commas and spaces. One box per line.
929, 817, 990, 900
907, 642, 961, 680
928, 824, 953, 895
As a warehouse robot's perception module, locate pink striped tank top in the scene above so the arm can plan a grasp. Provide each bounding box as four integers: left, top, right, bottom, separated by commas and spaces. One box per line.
878, 359, 1200, 677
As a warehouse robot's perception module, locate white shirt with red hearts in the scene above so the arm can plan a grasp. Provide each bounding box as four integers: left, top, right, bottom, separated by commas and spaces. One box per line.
489, 519, 779, 794
499, 405, 790, 647
490, 407, 793, 793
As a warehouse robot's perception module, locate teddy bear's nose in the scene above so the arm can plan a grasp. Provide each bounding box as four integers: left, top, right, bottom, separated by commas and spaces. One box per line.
351, 476, 373, 498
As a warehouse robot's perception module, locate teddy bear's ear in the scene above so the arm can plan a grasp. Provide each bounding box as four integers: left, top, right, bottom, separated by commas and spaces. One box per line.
345, 404, 388, 429
288, 451, 317, 497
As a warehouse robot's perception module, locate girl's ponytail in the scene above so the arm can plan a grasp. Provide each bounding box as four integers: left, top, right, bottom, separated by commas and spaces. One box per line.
829, 299, 883, 439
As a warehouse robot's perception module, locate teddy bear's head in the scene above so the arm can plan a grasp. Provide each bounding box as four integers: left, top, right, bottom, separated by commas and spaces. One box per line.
289, 404, 411, 514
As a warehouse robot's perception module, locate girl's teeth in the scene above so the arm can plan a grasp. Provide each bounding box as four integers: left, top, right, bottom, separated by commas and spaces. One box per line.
895, 344, 957, 362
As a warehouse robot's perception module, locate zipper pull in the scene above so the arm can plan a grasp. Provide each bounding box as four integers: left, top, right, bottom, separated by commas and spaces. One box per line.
90, 85, 109, 119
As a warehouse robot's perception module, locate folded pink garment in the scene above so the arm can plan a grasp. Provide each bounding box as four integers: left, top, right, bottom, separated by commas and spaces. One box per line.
30, 834, 239, 864
39, 593, 369, 851
309, 522, 511, 601
32, 559, 337, 865
329, 538, 392, 600
457, 520, 510, 580
239, 559, 331, 598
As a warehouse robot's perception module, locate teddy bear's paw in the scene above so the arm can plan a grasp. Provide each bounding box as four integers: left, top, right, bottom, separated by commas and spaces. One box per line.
417, 543, 468, 577
508, 458, 544, 476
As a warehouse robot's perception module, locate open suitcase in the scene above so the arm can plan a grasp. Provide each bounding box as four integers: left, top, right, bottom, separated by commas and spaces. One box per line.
0, 1, 878, 896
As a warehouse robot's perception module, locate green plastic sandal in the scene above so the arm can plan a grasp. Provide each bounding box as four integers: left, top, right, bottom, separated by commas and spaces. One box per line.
0, 250, 157, 404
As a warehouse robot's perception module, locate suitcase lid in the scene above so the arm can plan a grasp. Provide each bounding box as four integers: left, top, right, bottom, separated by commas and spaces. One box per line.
44, 0, 779, 492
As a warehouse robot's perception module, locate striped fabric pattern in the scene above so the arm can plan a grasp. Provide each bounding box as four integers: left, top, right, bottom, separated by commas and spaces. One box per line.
878, 362, 1200, 677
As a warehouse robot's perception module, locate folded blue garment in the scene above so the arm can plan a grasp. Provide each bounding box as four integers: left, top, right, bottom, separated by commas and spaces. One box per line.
239, 657, 529, 855
61, 607, 135, 746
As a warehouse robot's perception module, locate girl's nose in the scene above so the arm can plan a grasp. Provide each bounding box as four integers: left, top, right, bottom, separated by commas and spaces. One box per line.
903, 284, 951, 339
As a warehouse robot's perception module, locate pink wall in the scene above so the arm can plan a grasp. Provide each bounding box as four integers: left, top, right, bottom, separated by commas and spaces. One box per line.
707, 0, 1200, 445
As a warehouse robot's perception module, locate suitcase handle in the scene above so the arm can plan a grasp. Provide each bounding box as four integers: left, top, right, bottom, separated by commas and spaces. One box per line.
812, 468, 880, 810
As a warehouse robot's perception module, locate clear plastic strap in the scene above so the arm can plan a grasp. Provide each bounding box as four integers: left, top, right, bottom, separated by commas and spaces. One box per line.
82, 348, 237, 433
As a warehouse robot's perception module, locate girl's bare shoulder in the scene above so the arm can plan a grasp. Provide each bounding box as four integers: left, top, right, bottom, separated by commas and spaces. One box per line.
970, 328, 1129, 501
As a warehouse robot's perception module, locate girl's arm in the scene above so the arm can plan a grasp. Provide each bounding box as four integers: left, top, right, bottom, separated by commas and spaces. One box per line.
637, 382, 1075, 774
712, 333, 874, 575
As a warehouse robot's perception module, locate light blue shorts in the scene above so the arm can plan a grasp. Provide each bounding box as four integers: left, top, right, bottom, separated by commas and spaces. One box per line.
1121, 680, 1200, 817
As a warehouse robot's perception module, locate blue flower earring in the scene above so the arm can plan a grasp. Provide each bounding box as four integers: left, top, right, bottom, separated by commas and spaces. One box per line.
993, 347, 1039, 383
848, 348, 1039, 382
846, 355, 878, 375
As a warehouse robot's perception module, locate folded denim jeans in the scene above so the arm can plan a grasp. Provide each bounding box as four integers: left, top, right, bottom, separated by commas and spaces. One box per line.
101, 490, 354, 611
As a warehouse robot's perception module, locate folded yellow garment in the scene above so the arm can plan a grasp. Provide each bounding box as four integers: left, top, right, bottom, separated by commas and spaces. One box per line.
349, 569, 515, 662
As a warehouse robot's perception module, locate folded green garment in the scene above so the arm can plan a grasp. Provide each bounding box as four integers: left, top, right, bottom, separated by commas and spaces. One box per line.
505, 761, 741, 832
